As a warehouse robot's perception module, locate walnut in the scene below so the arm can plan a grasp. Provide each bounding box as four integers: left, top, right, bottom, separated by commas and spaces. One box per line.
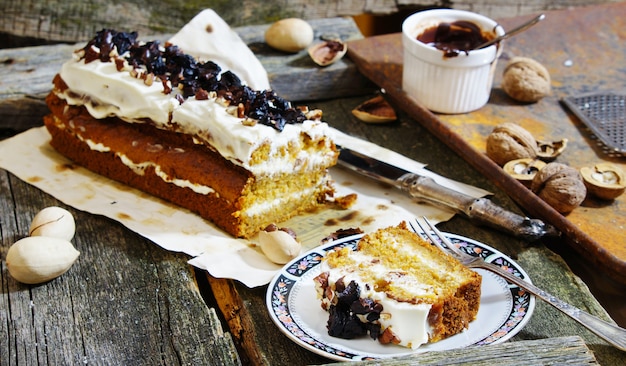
502, 57, 551, 102
486, 123, 539, 166
531, 162, 586, 214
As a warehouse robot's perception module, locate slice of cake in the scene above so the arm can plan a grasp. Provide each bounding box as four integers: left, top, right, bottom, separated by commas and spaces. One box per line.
314, 222, 481, 349
43, 29, 338, 238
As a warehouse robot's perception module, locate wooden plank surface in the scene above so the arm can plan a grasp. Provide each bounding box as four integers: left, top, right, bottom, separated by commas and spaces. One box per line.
0, 175, 241, 364
1, 0, 622, 45
235, 17, 375, 101
321, 336, 598, 365
345, 3, 626, 285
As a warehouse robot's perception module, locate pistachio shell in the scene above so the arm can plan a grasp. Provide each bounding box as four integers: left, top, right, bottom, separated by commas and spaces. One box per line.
29, 206, 76, 241
351, 95, 397, 123
308, 39, 347, 66
258, 230, 301, 264
6, 236, 80, 284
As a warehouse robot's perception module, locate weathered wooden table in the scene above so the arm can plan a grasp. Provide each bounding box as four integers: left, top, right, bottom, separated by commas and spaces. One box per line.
0, 8, 624, 366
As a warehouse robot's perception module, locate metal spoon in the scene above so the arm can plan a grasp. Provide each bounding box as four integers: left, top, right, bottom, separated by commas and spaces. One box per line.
474, 13, 545, 50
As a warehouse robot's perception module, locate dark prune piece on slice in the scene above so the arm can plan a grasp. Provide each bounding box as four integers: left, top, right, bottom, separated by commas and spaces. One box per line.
365, 322, 382, 340
336, 280, 360, 309
326, 305, 367, 339
351, 298, 383, 322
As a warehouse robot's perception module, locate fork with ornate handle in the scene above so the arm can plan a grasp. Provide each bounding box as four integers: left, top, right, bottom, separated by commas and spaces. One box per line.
415, 217, 626, 352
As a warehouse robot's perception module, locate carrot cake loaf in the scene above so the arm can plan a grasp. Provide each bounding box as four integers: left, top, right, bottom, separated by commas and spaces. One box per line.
43, 29, 338, 238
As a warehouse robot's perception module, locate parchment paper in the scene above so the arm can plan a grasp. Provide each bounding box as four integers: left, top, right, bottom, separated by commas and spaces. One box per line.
0, 127, 488, 287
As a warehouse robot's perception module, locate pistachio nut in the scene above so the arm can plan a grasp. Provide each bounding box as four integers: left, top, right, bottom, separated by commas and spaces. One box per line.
265, 18, 314, 53
29, 206, 76, 241
6, 236, 80, 284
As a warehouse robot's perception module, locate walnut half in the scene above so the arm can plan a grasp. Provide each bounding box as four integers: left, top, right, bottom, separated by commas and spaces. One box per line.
580, 163, 626, 200
503, 158, 547, 187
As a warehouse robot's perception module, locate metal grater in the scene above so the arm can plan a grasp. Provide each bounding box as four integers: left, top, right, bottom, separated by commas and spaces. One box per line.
561, 93, 626, 155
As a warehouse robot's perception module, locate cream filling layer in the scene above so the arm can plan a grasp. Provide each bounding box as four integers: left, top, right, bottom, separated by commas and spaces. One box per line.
84, 137, 323, 215
58, 56, 335, 176
321, 257, 433, 349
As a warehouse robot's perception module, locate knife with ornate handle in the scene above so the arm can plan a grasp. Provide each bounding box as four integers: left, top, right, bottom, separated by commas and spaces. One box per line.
337, 146, 560, 241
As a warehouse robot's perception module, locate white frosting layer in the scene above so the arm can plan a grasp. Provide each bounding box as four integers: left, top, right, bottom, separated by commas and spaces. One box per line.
58, 52, 335, 176
321, 256, 433, 349
85, 133, 324, 216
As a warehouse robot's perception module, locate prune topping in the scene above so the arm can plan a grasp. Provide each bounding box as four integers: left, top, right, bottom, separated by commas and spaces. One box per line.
78, 29, 307, 131
325, 279, 383, 341
351, 298, 383, 322
327, 305, 367, 339
336, 280, 360, 308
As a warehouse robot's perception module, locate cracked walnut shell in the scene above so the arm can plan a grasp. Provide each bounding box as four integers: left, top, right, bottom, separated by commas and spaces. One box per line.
531, 162, 586, 214
503, 158, 547, 188
580, 163, 626, 200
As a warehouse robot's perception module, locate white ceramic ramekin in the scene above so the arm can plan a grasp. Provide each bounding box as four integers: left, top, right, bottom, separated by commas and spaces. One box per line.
402, 9, 505, 114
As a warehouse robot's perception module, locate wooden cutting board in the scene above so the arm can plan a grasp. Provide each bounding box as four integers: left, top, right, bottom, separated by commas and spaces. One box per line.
346, 2, 626, 284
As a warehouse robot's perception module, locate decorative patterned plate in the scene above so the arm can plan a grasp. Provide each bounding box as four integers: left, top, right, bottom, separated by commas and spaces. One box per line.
266, 232, 535, 362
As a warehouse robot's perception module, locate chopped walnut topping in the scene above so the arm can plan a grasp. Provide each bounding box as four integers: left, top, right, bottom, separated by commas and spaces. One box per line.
143, 73, 155, 86
242, 118, 257, 127
237, 103, 245, 118
78, 29, 311, 131
195, 89, 209, 100
305, 108, 323, 121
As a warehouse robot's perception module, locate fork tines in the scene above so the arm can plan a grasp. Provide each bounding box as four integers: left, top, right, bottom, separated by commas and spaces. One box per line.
414, 217, 464, 259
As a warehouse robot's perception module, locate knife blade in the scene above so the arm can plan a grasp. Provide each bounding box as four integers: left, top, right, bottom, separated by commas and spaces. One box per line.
337, 146, 560, 241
